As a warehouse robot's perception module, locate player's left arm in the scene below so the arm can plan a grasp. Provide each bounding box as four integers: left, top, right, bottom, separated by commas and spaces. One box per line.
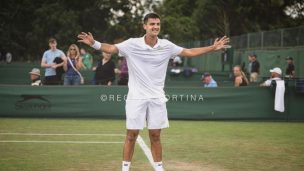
180, 36, 229, 58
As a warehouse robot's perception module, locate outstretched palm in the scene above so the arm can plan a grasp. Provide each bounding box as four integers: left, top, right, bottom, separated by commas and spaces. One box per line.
77, 32, 95, 46
213, 36, 230, 50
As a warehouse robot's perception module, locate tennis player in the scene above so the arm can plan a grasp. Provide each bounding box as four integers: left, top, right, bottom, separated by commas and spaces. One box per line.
78, 13, 229, 171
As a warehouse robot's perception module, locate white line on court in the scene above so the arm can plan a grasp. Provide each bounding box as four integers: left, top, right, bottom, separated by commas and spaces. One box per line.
0, 133, 125, 136
136, 135, 161, 170
0, 140, 124, 144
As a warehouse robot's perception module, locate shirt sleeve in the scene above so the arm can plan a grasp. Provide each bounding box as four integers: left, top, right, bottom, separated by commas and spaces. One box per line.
168, 41, 183, 59
115, 39, 131, 57
42, 52, 47, 60
264, 80, 271, 86
59, 50, 66, 58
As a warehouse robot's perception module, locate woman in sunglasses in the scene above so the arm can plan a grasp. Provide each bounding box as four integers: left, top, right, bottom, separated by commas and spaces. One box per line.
63, 44, 83, 85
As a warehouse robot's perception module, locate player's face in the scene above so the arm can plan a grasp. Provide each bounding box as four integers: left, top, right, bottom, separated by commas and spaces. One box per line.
144, 18, 161, 37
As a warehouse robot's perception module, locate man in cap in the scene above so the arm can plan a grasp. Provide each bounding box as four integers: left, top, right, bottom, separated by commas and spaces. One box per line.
260, 67, 282, 87
285, 56, 295, 79
201, 72, 218, 88
29, 68, 42, 86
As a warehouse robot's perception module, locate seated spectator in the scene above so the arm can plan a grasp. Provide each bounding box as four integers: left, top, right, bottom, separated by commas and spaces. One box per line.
115, 57, 128, 85
260, 67, 282, 87
233, 65, 249, 87
29, 68, 42, 86
172, 56, 183, 67
92, 52, 115, 85
63, 44, 83, 85
249, 54, 260, 82
201, 72, 217, 88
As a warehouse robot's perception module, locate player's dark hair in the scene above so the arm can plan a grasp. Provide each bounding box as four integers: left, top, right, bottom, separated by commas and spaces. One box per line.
143, 13, 160, 24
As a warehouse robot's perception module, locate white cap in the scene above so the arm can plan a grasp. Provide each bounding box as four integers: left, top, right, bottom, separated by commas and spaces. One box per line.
29, 68, 40, 76
269, 67, 282, 75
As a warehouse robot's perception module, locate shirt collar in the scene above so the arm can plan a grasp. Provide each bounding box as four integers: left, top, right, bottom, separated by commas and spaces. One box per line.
141, 35, 161, 49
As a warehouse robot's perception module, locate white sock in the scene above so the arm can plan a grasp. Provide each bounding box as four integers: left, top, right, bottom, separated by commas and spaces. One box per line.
154, 161, 164, 171
122, 161, 131, 171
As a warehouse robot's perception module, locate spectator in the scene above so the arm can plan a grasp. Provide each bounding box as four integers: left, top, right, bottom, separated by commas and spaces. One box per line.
172, 56, 182, 67
80, 48, 93, 70
201, 72, 217, 88
29, 68, 42, 86
233, 65, 249, 87
41, 38, 66, 85
247, 55, 252, 75
115, 57, 129, 85
285, 56, 295, 79
260, 67, 282, 87
5, 52, 12, 64
63, 44, 83, 85
249, 54, 260, 82
93, 52, 115, 85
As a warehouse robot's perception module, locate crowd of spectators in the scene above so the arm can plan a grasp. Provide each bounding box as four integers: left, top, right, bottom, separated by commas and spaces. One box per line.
201, 53, 296, 88
30, 38, 128, 86
29, 38, 296, 87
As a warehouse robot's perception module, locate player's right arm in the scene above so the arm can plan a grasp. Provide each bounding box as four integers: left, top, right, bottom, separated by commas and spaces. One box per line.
77, 32, 118, 54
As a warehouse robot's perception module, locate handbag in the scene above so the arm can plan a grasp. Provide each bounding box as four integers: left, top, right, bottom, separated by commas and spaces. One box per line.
67, 57, 84, 84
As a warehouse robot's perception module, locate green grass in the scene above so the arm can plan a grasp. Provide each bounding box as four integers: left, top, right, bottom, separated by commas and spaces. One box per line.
0, 118, 304, 171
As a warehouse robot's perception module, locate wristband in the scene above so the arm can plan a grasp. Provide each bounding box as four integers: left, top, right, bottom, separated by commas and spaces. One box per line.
91, 40, 102, 50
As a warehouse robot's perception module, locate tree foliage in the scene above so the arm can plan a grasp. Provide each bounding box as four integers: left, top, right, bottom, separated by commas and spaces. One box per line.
0, 0, 148, 60
157, 0, 304, 41
0, 0, 303, 60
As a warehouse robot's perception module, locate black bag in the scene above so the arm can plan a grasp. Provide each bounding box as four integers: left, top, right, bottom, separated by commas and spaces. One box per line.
53, 57, 65, 84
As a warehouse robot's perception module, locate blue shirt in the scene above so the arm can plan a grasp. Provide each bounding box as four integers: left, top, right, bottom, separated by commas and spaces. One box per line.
42, 49, 65, 76
204, 79, 218, 88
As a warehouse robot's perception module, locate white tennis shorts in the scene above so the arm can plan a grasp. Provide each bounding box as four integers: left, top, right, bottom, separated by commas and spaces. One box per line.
125, 98, 169, 130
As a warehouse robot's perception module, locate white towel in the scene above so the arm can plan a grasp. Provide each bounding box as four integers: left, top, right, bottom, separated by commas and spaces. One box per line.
274, 80, 285, 112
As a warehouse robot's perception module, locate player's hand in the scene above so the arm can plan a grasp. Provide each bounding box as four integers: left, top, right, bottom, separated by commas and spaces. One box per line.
213, 36, 230, 50
78, 32, 95, 46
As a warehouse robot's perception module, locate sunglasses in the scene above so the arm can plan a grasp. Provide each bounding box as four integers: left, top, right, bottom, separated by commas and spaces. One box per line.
69, 48, 76, 51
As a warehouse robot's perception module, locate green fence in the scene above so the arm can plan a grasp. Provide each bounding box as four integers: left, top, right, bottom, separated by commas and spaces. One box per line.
181, 25, 304, 78
0, 85, 303, 120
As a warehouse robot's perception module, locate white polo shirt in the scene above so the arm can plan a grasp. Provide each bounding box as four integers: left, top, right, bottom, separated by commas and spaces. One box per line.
115, 36, 183, 99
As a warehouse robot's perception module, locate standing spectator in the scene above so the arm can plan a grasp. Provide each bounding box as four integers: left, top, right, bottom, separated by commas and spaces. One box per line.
233, 65, 249, 87
29, 68, 42, 86
93, 52, 115, 85
250, 54, 260, 82
260, 67, 282, 86
63, 44, 83, 85
80, 48, 93, 70
201, 72, 217, 88
285, 56, 295, 79
41, 38, 66, 85
115, 57, 129, 85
